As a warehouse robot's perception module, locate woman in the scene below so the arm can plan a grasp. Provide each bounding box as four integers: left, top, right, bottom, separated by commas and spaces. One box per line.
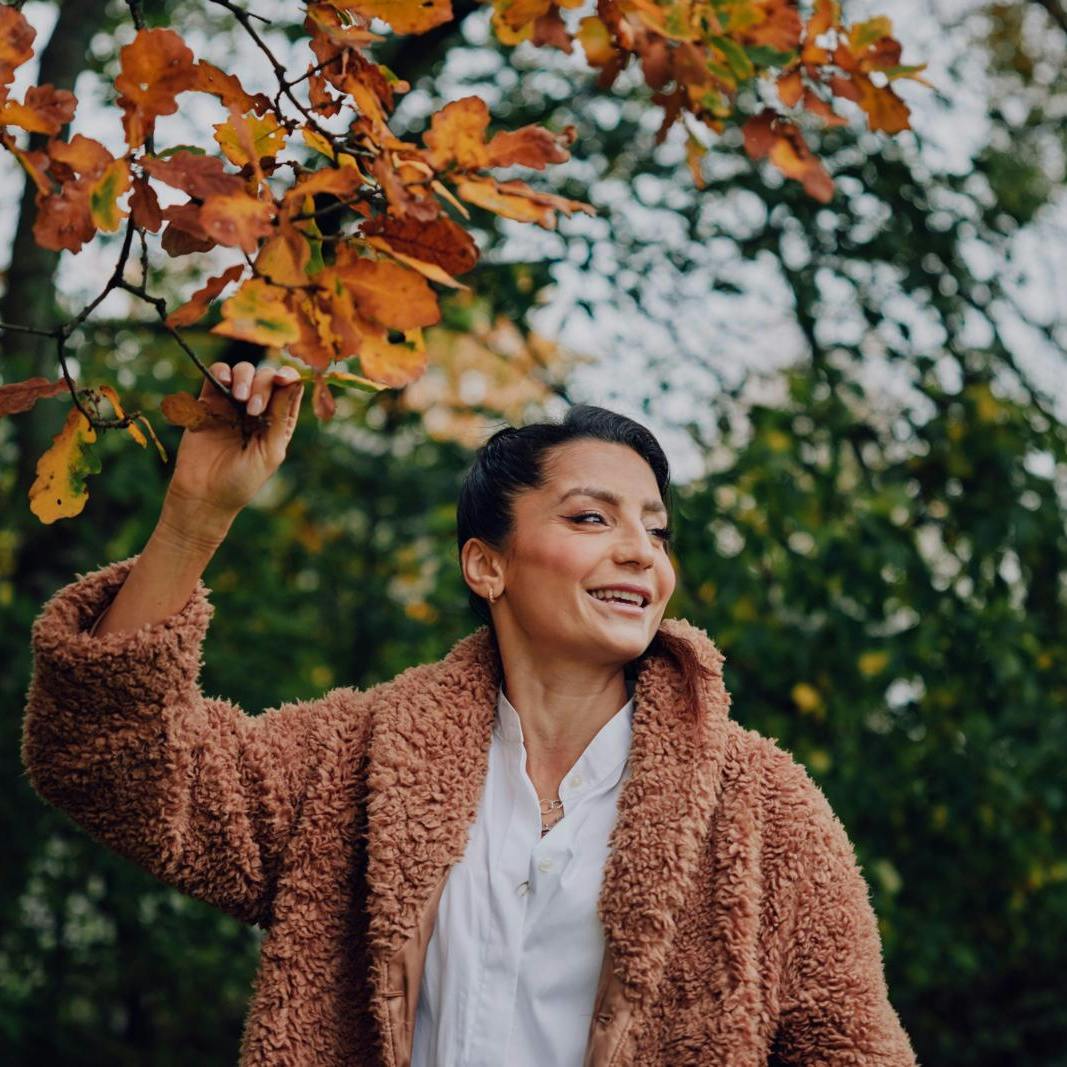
22, 360, 918, 1066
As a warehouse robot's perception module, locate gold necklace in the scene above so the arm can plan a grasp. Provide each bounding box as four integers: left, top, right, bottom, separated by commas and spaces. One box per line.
539, 796, 564, 835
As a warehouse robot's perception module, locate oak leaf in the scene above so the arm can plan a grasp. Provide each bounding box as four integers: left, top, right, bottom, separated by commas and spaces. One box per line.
141, 150, 245, 199
0, 376, 67, 417
28, 405, 101, 523
115, 28, 198, 149
452, 174, 595, 229
88, 158, 131, 232
362, 215, 478, 276
0, 83, 76, 135
199, 191, 275, 253
335, 253, 441, 330
325, 0, 453, 37
166, 264, 246, 327
211, 278, 301, 346
213, 110, 287, 167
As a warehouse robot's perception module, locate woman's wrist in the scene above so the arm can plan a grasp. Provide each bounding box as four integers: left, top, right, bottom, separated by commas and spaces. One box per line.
158, 491, 238, 553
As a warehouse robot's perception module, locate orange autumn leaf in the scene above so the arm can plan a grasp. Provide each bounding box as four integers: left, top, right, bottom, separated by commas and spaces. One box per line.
0, 83, 76, 135
256, 230, 310, 286
422, 96, 574, 172
743, 110, 833, 202
191, 61, 271, 117
357, 321, 428, 388
115, 28, 198, 149
452, 174, 595, 229
199, 191, 276, 253
777, 69, 803, 108
211, 278, 301, 347
0, 6, 36, 84
28, 405, 101, 523
0, 376, 67, 417
3, 132, 51, 196
94, 384, 162, 455
364, 237, 469, 290
166, 264, 246, 327
287, 289, 342, 370
326, 0, 453, 37
48, 133, 112, 180
335, 254, 441, 330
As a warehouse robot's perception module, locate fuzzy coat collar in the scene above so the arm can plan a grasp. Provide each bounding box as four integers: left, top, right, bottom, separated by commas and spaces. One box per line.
362, 616, 732, 1008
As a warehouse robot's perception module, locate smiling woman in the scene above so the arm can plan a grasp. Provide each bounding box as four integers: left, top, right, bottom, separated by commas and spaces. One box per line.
22, 393, 917, 1066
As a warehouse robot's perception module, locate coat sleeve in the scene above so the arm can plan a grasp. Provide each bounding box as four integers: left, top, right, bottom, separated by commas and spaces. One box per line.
20, 554, 362, 929
769, 754, 919, 1066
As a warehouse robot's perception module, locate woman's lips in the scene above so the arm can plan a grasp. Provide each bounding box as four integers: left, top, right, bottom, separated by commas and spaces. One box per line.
586, 590, 645, 616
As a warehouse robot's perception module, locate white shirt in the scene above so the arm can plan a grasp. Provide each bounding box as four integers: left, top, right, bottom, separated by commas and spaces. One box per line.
411, 681, 635, 1067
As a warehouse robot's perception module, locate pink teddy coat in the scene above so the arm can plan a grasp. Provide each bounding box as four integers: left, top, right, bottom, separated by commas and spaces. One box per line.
21, 555, 919, 1066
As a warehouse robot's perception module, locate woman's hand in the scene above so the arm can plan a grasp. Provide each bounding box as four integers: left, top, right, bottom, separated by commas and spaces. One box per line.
161, 360, 305, 544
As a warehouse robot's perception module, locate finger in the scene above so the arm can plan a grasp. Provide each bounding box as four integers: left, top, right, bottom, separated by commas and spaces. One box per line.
231, 361, 257, 401
264, 376, 304, 458
246, 365, 298, 416
198, 362, 232, 399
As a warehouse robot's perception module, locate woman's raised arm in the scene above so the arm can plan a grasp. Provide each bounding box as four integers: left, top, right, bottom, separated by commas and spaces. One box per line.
19, 361, 364, 930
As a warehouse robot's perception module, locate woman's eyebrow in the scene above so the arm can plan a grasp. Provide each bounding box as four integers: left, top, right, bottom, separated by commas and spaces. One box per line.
557, 485, 667, 516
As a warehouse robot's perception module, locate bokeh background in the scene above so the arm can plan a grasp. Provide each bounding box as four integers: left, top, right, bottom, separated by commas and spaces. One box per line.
3, 0, 1065, 1063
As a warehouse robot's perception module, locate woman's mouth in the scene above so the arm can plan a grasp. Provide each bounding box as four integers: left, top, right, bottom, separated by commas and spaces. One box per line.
585, 589, 647, 616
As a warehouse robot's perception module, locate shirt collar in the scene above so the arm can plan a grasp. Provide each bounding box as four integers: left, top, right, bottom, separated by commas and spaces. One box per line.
494, 680, 635, 789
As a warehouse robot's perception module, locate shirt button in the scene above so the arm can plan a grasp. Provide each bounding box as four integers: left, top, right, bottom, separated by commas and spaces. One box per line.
569, 773, 584, 789
537, 858, 554, 873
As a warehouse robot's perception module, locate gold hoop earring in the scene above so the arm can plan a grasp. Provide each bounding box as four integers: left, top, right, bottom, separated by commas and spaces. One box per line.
488, 588, 500, 605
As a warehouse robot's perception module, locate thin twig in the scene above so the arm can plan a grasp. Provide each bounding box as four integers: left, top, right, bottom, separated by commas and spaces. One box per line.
206, 0, 341, 154
0, 320, 58, 338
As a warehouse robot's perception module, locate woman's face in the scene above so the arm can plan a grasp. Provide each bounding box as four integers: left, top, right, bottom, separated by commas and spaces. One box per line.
485, 439, 677, 667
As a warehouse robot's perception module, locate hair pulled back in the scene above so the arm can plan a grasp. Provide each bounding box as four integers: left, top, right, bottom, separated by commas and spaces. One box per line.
455, 403, 714, 719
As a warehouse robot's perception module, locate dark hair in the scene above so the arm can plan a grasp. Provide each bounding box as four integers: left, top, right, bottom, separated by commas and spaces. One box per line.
455, 404, 714, 719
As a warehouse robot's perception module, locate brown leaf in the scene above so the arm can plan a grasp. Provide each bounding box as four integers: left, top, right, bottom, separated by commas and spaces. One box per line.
159, 202, 216, 257
130, 176, 162, 231
141, 151, 245, 199
777, 70, 803, 108
160, 390, 211, 429
33, 182, 95, 253
362, 215, 478, 276
166, 264, 246, 328
0, 376, 67, 417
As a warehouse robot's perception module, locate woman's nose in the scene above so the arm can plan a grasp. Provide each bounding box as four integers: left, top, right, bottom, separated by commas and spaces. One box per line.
613, 525, 657, 566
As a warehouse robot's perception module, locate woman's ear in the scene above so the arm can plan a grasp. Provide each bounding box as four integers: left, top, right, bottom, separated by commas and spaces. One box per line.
460, 537, 503, 598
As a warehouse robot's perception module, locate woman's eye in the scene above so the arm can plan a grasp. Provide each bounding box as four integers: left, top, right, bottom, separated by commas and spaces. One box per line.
570, 513, 672, 543
570, 512, 606, 525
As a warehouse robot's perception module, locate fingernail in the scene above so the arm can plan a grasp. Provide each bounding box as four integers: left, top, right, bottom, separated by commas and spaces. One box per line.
248, 396, 264, 414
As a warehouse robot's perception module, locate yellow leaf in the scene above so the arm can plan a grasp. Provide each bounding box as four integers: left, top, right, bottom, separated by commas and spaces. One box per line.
211, 279, 301, 347
29, 406, 101, 523
213, 111, 286, 166
88, 159, 131, 232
